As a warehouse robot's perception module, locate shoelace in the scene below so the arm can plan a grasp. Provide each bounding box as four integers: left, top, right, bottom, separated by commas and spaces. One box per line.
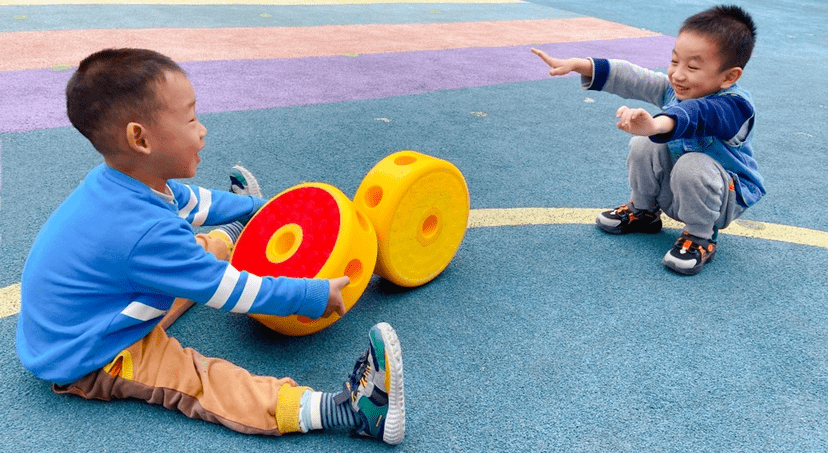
615, 205, 639, 221
676, 235, 713, 258
334, 349, 370, 406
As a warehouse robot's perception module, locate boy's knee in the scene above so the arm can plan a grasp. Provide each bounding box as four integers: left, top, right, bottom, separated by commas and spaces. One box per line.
628, 136, 654, 158
671, 153, 726, 193
627, 137, 667, 168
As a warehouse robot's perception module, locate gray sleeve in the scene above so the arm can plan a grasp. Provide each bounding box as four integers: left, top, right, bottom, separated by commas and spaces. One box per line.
581, 58, 670, 107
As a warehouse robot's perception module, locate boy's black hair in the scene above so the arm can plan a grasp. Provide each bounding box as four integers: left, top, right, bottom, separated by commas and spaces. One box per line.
66, 48, 185, 155
680, 5, 756, 71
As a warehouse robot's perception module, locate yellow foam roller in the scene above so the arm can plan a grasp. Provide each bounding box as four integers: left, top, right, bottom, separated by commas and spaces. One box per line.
355, 151, 469, 287
231, 183, 378, 336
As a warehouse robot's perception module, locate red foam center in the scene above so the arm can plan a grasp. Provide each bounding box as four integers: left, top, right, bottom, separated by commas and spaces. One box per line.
232, 186, 342, 278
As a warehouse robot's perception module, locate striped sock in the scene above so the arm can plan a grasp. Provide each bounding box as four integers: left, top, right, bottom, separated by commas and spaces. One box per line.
299, 391, 359, 431
216, 221, 245, 243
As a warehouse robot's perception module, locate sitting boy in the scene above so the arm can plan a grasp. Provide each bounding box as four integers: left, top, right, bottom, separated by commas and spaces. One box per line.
15, 48, 405, 444
532, 5, 765, 275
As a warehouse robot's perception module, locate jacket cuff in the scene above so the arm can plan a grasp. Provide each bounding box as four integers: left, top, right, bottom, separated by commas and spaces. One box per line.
296, 279, 330, 319
582, 58, 610, 91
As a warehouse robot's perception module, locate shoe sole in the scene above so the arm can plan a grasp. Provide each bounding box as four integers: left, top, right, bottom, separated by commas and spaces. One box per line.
230, 165, 263, 198
596, 218, 662, 235
663, 250, 715, 275
374, 322, 405, 445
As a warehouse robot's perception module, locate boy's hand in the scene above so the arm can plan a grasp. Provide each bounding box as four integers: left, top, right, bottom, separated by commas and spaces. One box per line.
195, 233, 230, 261
321, 276, 350, 318
615, 106, 676, 137
531, 48, 593, 77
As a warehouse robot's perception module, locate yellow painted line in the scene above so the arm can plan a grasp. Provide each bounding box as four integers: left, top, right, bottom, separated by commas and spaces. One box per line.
470, 208, 828, 249
0, 0, 524, 5
0, 284, 21, 319
3, 208, 827, 319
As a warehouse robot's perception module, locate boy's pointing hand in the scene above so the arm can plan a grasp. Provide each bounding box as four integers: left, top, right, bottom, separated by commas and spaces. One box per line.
322, 276, 349, 318
531, 48, 593, 77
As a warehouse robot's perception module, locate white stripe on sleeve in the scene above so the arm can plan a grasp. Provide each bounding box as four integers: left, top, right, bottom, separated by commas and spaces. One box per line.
205, 265, 241, 309
178, 186, 198, 220
191, 187, 212, 227
230, 273, 262, 314
121, 301, 167, 322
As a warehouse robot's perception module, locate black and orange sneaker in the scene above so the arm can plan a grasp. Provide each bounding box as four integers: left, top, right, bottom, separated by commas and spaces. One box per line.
662, 231, 716, 275
596, 204, 662, 235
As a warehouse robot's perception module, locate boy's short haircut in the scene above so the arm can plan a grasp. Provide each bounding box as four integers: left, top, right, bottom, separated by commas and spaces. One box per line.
66, 48, 186, 155
680, 5, 756, 71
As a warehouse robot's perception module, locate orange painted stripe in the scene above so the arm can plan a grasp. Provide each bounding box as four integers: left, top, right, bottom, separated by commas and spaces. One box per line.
0, 18, 659, 71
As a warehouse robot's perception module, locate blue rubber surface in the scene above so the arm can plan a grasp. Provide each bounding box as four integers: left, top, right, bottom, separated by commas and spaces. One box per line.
1, 1, 827, 451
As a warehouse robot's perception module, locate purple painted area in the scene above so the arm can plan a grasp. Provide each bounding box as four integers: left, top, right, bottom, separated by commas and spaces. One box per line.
0, 68, 75, 134
1, 35, 675, 134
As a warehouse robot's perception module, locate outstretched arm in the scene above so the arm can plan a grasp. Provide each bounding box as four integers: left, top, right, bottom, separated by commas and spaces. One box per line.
531, 48, 593, 77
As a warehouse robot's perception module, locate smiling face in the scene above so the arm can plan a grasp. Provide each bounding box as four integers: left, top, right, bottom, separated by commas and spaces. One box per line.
145, 71, 207, 184
668, 31, 737, 101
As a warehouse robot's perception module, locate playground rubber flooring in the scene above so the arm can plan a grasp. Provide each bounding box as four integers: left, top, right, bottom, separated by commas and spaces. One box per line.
1, 1, 827, 451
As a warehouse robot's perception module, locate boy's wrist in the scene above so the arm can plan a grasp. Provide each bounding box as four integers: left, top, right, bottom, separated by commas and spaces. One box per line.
576, 58, 593, 77
654, 115, 677, 135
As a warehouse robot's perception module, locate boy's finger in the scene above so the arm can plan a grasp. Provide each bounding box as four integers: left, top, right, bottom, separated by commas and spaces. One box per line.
531, 48, 554, 64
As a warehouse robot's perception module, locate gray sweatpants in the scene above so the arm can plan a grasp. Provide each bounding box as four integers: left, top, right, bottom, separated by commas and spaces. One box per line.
627, 136, 744, 241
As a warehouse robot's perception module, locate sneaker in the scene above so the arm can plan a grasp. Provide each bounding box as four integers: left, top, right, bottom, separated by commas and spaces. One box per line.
596, 204, 662, 235
334, 322, 405, 445
229, 165, 263, 198
662, 231, 716, 275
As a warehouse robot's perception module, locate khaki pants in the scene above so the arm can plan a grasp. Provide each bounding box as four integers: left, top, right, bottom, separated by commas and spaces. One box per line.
53, 299, 307, 435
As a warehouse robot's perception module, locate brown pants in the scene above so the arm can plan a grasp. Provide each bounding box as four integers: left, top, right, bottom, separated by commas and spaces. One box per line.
54, 299, 307, 435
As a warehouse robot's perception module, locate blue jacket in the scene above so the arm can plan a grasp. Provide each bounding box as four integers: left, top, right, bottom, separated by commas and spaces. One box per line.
17, 164, 329, 385
585, 58, 765, 207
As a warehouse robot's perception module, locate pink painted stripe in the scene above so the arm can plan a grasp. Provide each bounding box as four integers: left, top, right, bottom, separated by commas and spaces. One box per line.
0, 18, 659, 71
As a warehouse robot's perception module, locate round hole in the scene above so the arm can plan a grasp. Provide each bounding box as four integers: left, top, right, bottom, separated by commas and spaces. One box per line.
394, 155, 417, 166
421, 214, 439, 239
266, 223, 303, 264
344, 259, 363, 283
364, 185, 383, 208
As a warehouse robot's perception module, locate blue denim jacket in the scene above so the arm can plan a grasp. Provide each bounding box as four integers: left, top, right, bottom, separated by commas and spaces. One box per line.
657, 84, 765, 207
585, 58, 765, 208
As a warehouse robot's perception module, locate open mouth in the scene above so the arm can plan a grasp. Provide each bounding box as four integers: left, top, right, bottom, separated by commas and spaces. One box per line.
673, 84, 690, 96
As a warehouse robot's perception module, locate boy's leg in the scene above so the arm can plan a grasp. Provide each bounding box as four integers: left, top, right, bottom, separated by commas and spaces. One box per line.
596, 137, 672, 234
666, 152, 741, 240
53, 322, 405, 443
627, 136, 675, 213
53, 324, 296, 435
661, 152, 742, 275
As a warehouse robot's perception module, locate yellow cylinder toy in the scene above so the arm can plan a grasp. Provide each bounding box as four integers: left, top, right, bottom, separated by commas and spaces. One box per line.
230, 183, 378, 336
354, 150, 469, 287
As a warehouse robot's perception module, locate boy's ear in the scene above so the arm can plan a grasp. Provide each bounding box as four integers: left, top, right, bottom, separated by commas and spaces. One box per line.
719, 67, 743, 89
125, 122, 151, 155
